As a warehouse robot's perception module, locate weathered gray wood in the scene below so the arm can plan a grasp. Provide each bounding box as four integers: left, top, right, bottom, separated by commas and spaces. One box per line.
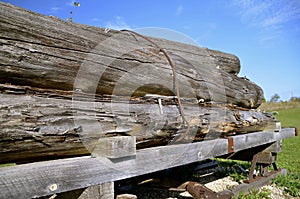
0, 84, 277, 164
78, 182, 114, 199
0, 2, 240, 73
229, 128, 296, 152
40, 182, 114, 199
0, 2, 263, 109
92, 136, 136, 158
0, 128, 295, 199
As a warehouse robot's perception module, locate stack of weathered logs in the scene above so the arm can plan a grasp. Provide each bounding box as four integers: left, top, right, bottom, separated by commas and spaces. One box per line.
0, 2, 276, 163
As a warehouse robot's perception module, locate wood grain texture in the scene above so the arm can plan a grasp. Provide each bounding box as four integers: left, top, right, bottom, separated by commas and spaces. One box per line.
0, 4, 294, 199
0, 139, 230, 199
0, 2, 264, 109
0, 84, 276, 164
0, 129, 295, 199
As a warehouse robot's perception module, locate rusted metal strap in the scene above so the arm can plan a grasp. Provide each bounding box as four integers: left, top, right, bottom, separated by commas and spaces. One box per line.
120, 29, 191, 141
227, 137, 234, 153
245, 151, 282, 183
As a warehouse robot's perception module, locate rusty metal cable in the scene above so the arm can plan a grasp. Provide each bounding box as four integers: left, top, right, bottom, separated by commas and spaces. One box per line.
121, 29, 190, 142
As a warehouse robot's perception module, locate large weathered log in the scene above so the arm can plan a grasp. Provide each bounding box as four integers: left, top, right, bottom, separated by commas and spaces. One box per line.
0, 2, 263, 109
0, 84, 276, 164
0, 3, 273, 164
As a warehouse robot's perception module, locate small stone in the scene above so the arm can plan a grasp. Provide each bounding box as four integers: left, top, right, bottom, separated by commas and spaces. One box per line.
179, 191, 193, 198
205, 176, 239, 192
116, 194, 137, 199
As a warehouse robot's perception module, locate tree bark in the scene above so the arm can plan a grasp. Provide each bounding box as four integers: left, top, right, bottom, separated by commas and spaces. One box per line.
0, 84, 276, 164
0, 2, 263, 109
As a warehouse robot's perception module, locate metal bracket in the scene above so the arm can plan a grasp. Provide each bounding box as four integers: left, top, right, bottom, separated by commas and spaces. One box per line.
245, 142, 281, 183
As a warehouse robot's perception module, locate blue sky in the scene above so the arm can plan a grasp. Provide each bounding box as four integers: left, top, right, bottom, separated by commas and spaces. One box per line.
3, 0, 300, 101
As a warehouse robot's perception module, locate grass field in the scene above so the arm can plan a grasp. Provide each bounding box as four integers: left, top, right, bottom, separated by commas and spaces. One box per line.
271, 106, 300, 197
275, 108, 300, 173
233, 102, 300, 197
260, 103, 300, 173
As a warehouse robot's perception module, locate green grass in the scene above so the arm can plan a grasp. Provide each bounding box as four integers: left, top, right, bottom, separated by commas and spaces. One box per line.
273, 173, 300, 197
226, 102, 300, 197
234, 188, 272, 199
272, 107, 300, 173
0, 163, 15, 167
258, 102, 300, 173
199, 159, 250, 183
261, 102, 300, 197
274, 108, 300, 128
277, 137, 299, 173
259, 101, 300, 111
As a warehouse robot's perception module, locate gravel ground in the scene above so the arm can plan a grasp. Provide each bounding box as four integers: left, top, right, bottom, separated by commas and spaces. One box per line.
204, 176, 297, 199
260, 184, 286, 199
117, 177, 298, 199
259, 184, 300, 199
116, 162, 298, 199
205, 176, 239, 192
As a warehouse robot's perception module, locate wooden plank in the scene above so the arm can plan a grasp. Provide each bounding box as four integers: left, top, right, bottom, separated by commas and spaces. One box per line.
92, 136, 136, 158
0, 128, 295, 198
0, 139, 228, 198
77, 182, 114, 199
229, 128, 296, 152
47, 182, 114, 199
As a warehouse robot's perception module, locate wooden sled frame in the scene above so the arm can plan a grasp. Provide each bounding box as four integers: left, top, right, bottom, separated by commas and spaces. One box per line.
0, 128, 296, 198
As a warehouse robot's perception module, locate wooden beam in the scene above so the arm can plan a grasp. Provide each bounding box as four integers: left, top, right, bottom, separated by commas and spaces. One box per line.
0, 128, 295, 198
92, 136, 136, 158
228, 128, 296, 153
77, 182, 114, 199
48, 182, 114, 199
0, 139, 228, 198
